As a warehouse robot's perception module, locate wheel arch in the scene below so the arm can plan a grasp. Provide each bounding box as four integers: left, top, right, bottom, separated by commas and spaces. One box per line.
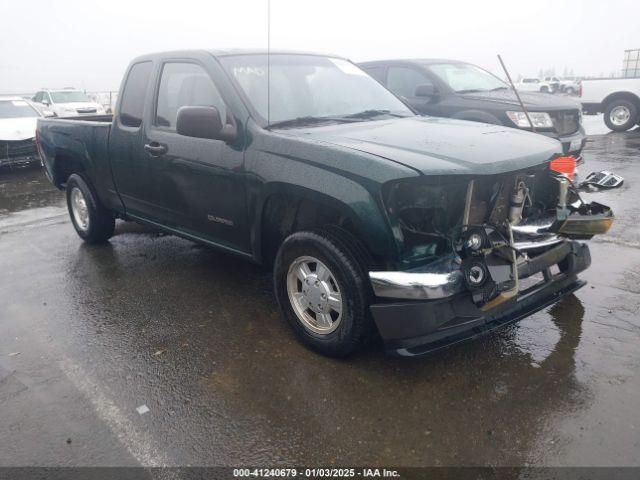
602, 91, 640, 111
252, 182, 396, 266
52, 152, 88, 188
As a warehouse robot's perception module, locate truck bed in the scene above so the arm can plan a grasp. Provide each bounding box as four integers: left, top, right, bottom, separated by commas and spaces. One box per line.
581, 77, 640, 107
47, 114, 114, 123
37, 115, 123, 214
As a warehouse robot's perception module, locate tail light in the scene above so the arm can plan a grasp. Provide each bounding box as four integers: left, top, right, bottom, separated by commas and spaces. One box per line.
550, 156, 577, 181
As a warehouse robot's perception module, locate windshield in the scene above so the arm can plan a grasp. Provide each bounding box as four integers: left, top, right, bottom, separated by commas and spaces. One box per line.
427, 63, 508, 93
0, 100, 40, 119
220, 54, 413, 126
50, 91, 91, 103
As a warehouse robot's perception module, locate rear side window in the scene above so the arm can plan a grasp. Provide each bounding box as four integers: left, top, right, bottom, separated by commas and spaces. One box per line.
363, 66, 385, 82
119, 61, 152, 127
387, 66, 432, 98
155, 62, 226, 130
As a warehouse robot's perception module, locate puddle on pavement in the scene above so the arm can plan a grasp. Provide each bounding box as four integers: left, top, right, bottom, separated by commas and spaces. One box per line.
0, 165, 65, 216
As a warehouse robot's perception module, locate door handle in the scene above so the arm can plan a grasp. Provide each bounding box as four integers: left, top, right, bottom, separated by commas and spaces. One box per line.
144, 142, 168, 156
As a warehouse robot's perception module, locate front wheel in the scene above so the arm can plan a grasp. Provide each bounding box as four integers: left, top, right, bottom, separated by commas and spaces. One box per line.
274, 227, 374, 357
604, 100, 638, 132
66, 174, 115, 243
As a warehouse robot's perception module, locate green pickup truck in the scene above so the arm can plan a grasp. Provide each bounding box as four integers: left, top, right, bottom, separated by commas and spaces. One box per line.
36, 50, 613, 357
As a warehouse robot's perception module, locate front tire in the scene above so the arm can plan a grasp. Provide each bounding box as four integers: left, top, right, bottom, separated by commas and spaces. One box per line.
274, 227, 374, 357
66, 174, 115, 243
603, 99, 638, 132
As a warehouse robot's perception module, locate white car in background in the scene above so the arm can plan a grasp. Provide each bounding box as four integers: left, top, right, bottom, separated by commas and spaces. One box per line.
543, 76, 561, 93
559, 77, 581, 95
516, 78, 552, 93
32, 88, 106, 118
0, 96, 47, 167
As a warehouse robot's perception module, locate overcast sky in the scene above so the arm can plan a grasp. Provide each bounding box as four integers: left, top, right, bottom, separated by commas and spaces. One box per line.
1, 0, 638, 93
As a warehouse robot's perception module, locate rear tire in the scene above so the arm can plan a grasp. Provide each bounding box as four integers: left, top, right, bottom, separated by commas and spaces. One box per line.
565, 87, 575, 95
603, 99, 638, 132
540, 86, 549, 93
274, 227, 374, 357
66, 174, 115, 244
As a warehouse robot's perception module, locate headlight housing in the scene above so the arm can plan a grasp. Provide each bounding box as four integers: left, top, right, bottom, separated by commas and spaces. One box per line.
506, 111, 553, 129
382, 178, 469, 265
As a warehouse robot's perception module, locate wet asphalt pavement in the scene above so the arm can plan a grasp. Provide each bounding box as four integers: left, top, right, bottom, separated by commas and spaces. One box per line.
0, 118, 639, 467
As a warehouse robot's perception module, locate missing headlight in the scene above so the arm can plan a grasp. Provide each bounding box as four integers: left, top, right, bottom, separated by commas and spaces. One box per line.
384, 178, 469, 262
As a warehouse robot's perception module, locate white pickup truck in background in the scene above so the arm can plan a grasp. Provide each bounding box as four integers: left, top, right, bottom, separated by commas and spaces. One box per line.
580, 77, 640, 131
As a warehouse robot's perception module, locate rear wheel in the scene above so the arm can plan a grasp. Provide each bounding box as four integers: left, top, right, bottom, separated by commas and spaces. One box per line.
66, 174, 115, 243
603, 99, 638, 132
274, 227, 374, 357
565, 86, 575, 95
540, 86, 550, 93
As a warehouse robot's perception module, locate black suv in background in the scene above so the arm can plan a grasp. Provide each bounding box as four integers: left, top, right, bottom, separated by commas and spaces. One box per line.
360, 59, 586, 159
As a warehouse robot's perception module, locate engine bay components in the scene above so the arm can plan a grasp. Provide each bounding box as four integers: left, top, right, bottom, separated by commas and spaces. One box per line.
509, 180, 530, 224
381, 158, 614, 309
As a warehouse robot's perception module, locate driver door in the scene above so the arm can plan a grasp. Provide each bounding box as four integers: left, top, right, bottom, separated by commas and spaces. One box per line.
141, 61, 250, 253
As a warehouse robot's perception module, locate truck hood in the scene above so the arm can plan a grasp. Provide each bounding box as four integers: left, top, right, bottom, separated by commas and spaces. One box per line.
0, 117, 38, 141
459, 89, 582, 111
285, 116, 562, 175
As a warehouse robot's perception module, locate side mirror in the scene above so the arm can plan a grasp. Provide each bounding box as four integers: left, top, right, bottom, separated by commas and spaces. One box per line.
414, 84, 436, 98
42, 109, 55, 118
176, 106, 236, 142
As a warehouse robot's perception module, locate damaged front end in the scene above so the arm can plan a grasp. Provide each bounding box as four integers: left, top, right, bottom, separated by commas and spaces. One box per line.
369, 158, 613, 356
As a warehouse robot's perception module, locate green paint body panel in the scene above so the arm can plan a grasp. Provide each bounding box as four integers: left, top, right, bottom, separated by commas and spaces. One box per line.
36, 50, 564, 269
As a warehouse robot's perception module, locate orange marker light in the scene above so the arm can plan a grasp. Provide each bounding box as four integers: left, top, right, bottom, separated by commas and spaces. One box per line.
550, 156, 577, 181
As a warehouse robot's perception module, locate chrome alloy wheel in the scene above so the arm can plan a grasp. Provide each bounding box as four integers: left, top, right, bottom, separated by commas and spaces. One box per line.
286, 256, 343, 335
70, 187, 90, 232
610, 105, 631, 126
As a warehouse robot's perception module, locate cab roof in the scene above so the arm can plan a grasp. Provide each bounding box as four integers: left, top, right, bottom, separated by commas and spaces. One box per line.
129, 49, 348, 64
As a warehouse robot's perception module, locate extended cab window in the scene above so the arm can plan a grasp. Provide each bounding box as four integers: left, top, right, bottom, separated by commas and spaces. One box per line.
155, 62, 226, 130
119, 61, 152, 127
364, 66, 385, 82
386, 66, 432, 98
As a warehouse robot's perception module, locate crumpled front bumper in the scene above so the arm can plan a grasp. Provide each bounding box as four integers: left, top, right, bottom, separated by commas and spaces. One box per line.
369, 241, 591, 357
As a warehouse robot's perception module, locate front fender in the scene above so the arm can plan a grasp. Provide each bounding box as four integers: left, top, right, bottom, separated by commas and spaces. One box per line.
244, 125, 422, 264
251, 179, 397, 264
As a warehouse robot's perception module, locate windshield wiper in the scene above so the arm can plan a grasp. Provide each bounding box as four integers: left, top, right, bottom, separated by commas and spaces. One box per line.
490, 86, 509, 91
455, 89, 487, 94
343, 109, 408, 119
268, 115, 359, 129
